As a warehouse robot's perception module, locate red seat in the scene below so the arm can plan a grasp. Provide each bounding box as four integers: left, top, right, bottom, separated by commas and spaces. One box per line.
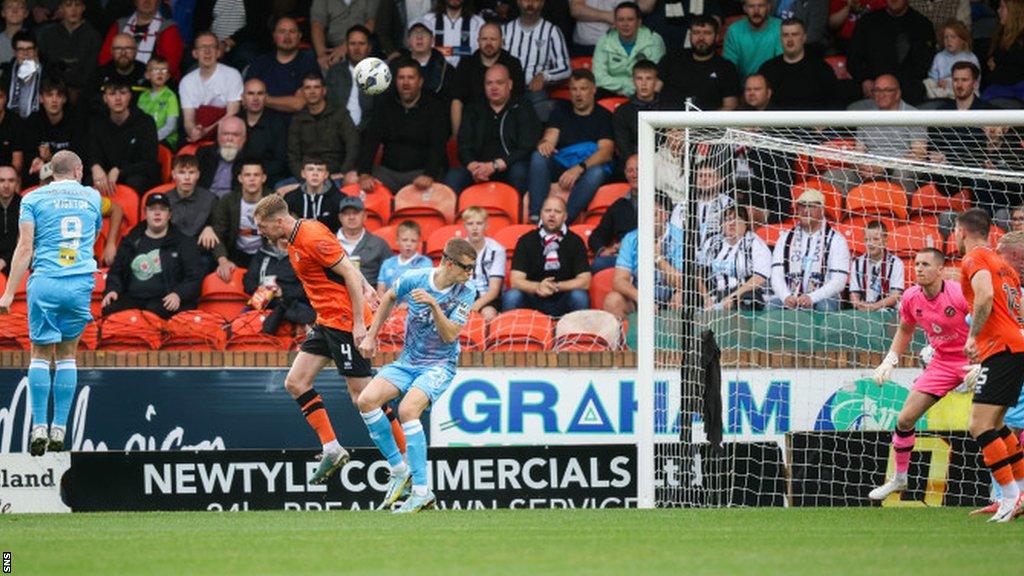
346, 186, 394, 232
162, 310, 227, 350
390, 183, 457, 238
90, 269, 107, 318
792, 179, 843, 223
754, 222, 791, 248
911, 183, 970, 219
888, 223, 942, 258
589, 267, 617, 309
485, 309, 553, 351
582, 183, 629, 226
110, 184, 141, 232
377, 306, 407, 352
570, 224, 595, 255
374, 224, 402, 253
0, 313, 29, 350
98, 309, 164, 350
157, 144, 174, 182
340, 180, 393, 199
176, 141, 214, 157
492, 224, 536, 258
79, 321, 99, 350
832, 221, 870, 256
458, 181, 521, 230
902, 256, 917, 285
597, 96, 628, 113
426, 224, 468, 260
198, 269, 248, 319
571, 56, 592, 71
459, 311, 487, 351
825, 55, 851, 80
225, 310, 285, 350
846, 181, 908, 220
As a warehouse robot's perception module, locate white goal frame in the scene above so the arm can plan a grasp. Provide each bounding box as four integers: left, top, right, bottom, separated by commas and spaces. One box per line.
635, 109, 1024, 509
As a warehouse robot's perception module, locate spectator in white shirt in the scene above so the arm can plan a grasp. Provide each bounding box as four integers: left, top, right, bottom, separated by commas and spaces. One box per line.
850, 219, 905, 311
180, 31, 243, 143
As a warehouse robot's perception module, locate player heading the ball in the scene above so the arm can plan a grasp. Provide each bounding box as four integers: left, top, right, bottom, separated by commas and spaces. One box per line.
356, 238, 478, 513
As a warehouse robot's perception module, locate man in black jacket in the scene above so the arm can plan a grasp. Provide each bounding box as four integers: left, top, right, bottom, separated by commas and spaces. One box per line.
197, 115, 248, 198
88, 76, 159, 195
101, 193, 204, 319
450, 22, 525, 135
237, 79, 289, 186
847, 0, 934, 105
443, 63, 540, 195
0, 165, 19, 274
589, 154, 637, 272
356, 58, 450, 194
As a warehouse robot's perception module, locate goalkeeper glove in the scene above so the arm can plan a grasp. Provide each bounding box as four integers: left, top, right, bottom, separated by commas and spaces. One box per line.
873, 351, 898, 385
963, 364, 982, 390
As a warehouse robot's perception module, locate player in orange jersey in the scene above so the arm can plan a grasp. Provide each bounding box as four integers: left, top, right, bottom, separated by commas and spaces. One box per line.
253, 194, 402, 484
955, 208, 1024, 522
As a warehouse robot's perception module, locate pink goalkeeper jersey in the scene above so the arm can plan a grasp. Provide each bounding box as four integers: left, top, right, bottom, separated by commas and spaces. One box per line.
899, 281, 970, 363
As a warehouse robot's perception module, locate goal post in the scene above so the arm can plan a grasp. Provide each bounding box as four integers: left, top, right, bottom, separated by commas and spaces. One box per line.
636, 109, 1024, 509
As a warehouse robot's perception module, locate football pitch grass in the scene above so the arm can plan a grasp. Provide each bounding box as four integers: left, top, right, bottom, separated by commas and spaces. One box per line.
2, 508, 1022, 575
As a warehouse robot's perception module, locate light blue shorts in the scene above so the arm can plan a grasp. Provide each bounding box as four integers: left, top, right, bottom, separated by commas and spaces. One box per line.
27, 273, 93, 344
377, 361, 456, 405
1005, 381, 1024, 429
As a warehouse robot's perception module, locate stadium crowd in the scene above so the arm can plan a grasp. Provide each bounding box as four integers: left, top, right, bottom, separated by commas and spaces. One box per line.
0, 0, 1022, 351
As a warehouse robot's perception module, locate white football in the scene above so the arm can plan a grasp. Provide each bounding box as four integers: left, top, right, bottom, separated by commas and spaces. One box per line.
354, 57, 392, 96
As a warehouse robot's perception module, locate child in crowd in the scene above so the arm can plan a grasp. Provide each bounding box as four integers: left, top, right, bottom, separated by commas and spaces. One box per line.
925, 19, 980, 99
377, 220, 432, 294
462, 206, 505, 321
138, 56, 180, 150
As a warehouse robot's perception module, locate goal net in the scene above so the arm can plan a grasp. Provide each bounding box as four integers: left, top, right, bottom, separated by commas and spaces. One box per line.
635, 109, 1024, 509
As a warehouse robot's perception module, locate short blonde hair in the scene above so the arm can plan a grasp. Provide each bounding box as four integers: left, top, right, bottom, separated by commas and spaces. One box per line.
999, 230, 1024, 247
253, 194, 289, 222
461, 206, 488, 221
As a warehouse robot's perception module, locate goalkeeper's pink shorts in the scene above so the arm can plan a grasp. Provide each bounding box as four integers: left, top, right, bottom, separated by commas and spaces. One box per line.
912, 356, 967, 398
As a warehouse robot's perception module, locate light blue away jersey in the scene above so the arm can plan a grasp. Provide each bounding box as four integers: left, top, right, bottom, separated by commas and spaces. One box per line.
19, 181, 102, 277
394, 267, 475, 366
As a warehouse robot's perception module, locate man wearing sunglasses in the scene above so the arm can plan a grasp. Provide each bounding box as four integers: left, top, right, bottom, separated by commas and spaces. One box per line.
357, 238, 478, 513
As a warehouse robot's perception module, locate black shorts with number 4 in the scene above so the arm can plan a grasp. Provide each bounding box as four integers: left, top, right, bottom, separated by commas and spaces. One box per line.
301, 324, 374, 378
974, 350, 1024, 406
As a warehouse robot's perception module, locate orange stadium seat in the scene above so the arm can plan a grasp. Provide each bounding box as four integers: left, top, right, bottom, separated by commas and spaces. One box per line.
0, 313, 29, 350
845, 181, 908, 220
157, 144, 174, 182
198, 269, 248, 319
589, 267, 617, 309
79, 321, 99, 350
582, 183, 629, 226
902, 256, 917, 285
888, 223, 943, 258
176, 141, 213, 157
459, 312, 487, 351
911, 184, 970, 227
226, 310, 284, 351
810, 139, 858, 174
426, 224, 468, 260
754, 222, 791, 248
832, 221, 867, 256
0, 271, 5, 294
597, 97, 628, 113
162, 310, 228, 350
493, 224, 536, 258
391, 183, 457, 238
359, 187, 394, 232
97, 309, 164, 350
792, 179, 843, 222
341, 180, 393, 199
485, 309, 553, 351
374, 224, 402, 254
458, 181, 520, 230
9, 272, 28, 315
571, 56, 592, 71
570, 224, 595, 255
377, 306, 407, 352
110, 184, 141, 232
553, 310, 622, 351
90, 269, 107, 318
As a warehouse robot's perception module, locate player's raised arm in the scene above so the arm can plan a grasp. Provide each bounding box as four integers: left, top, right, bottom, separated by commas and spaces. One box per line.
0, 221, 35, 312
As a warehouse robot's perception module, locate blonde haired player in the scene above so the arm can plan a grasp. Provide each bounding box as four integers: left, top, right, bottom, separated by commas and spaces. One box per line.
869, 247, 978, 501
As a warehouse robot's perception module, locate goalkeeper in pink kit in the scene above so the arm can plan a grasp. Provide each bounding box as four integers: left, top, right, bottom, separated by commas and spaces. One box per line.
869, 248, 978, 500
